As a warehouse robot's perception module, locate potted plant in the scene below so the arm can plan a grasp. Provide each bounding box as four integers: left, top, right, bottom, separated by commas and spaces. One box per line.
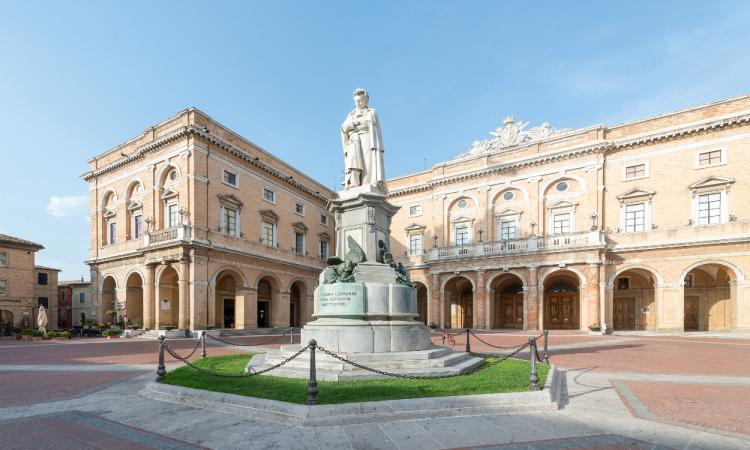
13, 327, 22, 340
102, 329, 122, 339
84, 318, 96, 329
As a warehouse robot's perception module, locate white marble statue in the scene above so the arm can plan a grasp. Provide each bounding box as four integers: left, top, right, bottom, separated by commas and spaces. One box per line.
341, 88, 386, 191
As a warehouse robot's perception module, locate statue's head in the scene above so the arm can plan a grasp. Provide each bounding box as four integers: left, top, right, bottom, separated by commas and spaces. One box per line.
353, 88, 369, 109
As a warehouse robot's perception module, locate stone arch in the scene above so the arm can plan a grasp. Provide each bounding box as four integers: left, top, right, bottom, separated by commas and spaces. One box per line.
446, 194, 480, 213
124, 179, 145, 202
255, 274, 279, 328
100, 189, 118, 206
289, 279, 309, 327
124, 271, 144, 327
443, 275, 474, 329
681, 261, 738, 331
213, 268, 246, 329
441, 274, 476, 292
156, 163, 182, 188
678, 259, 743, 284
491, 186, 529, 205
210, 266, 248, 288
607, 264, 664, 287
541, 174, 587, 197
541, 269, 583, 330
412, 281, 429, 325
100, 275, 117, 324
156, 265, 180, 329
488, 272, 526, 329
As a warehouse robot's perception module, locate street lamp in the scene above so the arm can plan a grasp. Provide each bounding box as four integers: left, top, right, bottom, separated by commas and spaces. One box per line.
590, 212, 599, 230
530, 220, 537, 236
477, 226, 484, 242
432, 233, 439, 248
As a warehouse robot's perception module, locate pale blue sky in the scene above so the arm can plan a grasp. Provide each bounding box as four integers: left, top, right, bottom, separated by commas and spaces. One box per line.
1, 1, 749, 280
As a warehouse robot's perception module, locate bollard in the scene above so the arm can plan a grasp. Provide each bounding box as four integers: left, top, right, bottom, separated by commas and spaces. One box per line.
156, 336, 167, 382
200, 331, 207, 358
542, 330, 549, 364
290, 327, 294, 344
528, 337, 540, 391
307, 339, 318, 406
465, 328, 471, 353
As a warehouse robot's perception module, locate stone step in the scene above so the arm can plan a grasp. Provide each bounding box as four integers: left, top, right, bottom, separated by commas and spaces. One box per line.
219, 328, 294, 337
248, 352, 485, 381
263, 349, 473, 371
277, 344, 453, 361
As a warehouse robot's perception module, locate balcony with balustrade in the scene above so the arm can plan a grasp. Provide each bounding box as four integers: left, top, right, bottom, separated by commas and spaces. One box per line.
424, 230, 606, 263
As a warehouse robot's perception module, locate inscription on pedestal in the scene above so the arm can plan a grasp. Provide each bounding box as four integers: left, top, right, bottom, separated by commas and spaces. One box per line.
317, 283, 366, 316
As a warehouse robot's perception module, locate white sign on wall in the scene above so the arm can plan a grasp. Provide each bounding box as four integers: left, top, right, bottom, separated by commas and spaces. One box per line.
161, 299, 171, 310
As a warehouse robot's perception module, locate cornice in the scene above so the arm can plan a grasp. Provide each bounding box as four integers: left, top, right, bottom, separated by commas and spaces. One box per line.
82, 125, 330, 203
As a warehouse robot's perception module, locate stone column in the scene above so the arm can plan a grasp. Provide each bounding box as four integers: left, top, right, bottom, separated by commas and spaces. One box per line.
430, 274, 441, 327
603, 285, 614, 332
234, 288, 249, 329
526, 266, 539, 330
273, 290, 291, 328
586, 263, 601, 330
178, 259, 190, 330
734, 280, 750, 331
142, 264, 155, 329
474, 270, 486, 329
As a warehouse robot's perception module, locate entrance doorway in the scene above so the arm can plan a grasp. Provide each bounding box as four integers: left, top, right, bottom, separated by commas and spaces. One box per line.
684, 296, 699, 331
613, 298, 636, 330
257, 302, 269, 328
543, 275, 580, 330
223, 298, 235, 328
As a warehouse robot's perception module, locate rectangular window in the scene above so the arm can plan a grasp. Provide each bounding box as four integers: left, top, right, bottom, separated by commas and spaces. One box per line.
108, 221, 117, 245
0, 280, 6, 296
223, 207, 238, 235
408, 234, 423, 256
617, 277, 630, 290
38, 272, 48, 285
319, 240, 328, 260
320, 214, 328, 225
222, 169, 238, 187
295, 202, 305, 215
553, 213, 571, 234
697, 192, 721, 225
698, 150, 723, 167
0, 252, 6, 267
625, 164, 646, 180
409, 205, 422, 217
60, 291, 66, 301
624, 203, 646, 232
261, 221, 275, 246
454, 226, 470, 245
134, 215, 143, 239
263, 188, 276, 203
79, 292, 85, 303
294, 232, 304, 254
500, 220, 517, 240
38, 297, 48, 308
168, 203, 179, 228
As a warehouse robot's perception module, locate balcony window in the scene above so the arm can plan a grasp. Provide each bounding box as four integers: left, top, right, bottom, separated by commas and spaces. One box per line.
319, 240, 328, 260
454, 226, 470, 245
167, 203, 179, 228
0, 252, 6, 267
697, 192, 721, 225
261, 221, 275, 247
553, 213, 571, 234
624, 203, 646, 232
133, 214, 143, 239
222, 207, 238, 236
108, 220, 117, 245
499, 220, 517, 240
294, 232, 305, 255
408, 234, 423, 256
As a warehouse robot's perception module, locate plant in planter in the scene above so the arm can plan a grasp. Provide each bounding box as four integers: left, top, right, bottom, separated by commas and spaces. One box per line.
102, 329, 122, 339
84, 318, 97, 329
129, 319, 142, 330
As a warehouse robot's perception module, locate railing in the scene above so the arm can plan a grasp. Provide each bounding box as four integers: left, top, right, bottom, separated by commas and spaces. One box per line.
144, 225, 189, 246
427, 230, 604, 261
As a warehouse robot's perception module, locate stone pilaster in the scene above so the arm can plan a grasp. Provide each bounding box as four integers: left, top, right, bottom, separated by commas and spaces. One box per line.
207, 283, 216, 328
273, 290, 291, 328
655, 283, 685, 332
235, 287, 257, 329
474, 270, 486, 329
586, 263, 601, 329
142, 264, 155, 329
178, 259, 190, 330
526, 266, 539, 330
430, 273, 441, 327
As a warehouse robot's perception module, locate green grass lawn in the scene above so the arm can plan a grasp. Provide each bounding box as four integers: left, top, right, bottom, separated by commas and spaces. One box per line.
161, 354, 549, 405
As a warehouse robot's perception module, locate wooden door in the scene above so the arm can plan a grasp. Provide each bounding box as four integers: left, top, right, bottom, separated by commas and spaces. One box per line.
613, 298, 636, 330
546, 293, 578, 330
684, 296, 699, 331
500, 294, 523, 328
707, 296, 729, 330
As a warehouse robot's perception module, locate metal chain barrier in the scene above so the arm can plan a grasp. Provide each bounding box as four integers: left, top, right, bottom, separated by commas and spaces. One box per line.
205, 331, 288, 347
468, 330, 531, 350
166, 335, 203, 360
315, 341, 529, 380
162, 339, 310, 378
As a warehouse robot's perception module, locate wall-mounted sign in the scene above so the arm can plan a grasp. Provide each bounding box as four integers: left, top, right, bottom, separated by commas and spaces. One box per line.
643, 307, 650, 314
161, 299, 171, 310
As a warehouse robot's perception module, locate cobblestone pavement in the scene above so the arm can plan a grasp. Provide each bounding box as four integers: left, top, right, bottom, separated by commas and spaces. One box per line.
0, 332, 748, 449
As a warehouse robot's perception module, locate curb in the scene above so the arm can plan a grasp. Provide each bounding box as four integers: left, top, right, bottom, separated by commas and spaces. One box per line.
139, 365, 560, 427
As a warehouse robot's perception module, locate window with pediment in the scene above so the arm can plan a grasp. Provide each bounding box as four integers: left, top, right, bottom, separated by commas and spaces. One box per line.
689, 176, 734, 226
219, 194, 243, 237
617, 188, 654, 233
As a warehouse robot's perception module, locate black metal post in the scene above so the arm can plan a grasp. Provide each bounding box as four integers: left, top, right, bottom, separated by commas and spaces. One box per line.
307, 339, 318, 406
200, 331, 207, 358
156, 335, 166, 381
542, 330, 549, 364
465, 328, 471, 353
441, 331, 445, 345
529, 337, 540, 391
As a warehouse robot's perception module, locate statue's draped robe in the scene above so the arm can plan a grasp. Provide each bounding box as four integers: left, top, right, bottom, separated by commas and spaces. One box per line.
341, 107, 385, 188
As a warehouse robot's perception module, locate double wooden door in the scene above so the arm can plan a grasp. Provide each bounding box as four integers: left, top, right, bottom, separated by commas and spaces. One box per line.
545, 293, 578, 330
498, 294, 524, 328
613, 298, 636, 330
